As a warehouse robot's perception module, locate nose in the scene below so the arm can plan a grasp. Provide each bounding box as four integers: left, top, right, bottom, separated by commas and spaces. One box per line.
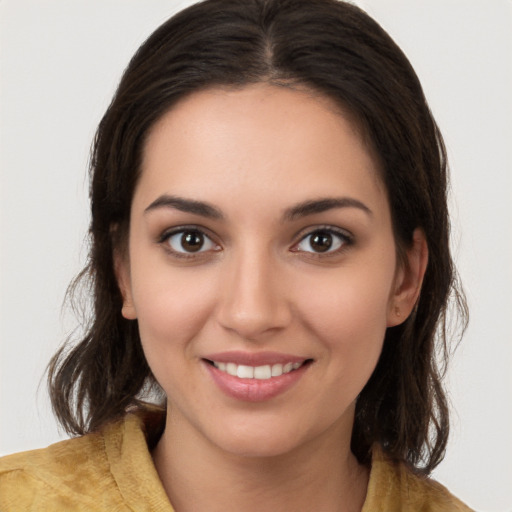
216, 246, 292, 341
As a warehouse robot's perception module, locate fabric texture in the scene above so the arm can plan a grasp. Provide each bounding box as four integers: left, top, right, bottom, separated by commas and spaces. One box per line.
0, 408, 473, 511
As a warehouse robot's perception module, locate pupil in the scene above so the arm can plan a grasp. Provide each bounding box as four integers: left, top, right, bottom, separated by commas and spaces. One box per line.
181, 231, 203, 252
311, 232, 332, 252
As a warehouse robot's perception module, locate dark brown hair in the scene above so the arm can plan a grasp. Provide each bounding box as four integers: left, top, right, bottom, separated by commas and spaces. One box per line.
48, 0, 467, 474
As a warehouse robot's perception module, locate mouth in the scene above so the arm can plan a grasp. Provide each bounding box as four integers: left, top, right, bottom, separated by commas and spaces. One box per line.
202, 351, 314, 401
204, 359, 313, 380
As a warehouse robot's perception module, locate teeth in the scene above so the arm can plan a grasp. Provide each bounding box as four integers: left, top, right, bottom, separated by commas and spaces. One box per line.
212, 360, 304, 380
226, 363, 237, 376
237, 365, 254, 379
271, 364, 283, 377
254, 365, 271, 379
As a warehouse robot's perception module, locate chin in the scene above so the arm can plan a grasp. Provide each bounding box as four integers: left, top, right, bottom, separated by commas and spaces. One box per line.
203, 414, 335, 460
215, 431, 305, 459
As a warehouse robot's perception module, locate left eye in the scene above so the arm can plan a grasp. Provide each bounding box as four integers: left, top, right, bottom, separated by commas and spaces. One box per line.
295, 229, 348, 254
165, 229, 218, 254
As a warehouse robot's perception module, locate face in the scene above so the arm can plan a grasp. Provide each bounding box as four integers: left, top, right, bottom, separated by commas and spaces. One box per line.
118, 84, 425, 458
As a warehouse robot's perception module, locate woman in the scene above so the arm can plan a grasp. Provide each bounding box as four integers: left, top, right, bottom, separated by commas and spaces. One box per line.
0, 0, 472, 510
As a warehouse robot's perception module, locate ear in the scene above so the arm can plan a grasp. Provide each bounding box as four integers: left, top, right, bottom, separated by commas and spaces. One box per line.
114, 249, 137, 320
387, 228, 428, 327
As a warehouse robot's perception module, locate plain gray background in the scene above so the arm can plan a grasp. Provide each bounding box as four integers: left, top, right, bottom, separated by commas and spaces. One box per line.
1, 1, 511, 510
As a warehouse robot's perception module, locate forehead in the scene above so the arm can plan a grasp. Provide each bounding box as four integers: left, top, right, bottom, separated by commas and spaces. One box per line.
136, 84, 387, 218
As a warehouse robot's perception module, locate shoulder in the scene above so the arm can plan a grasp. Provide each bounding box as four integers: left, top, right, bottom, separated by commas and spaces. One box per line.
0, 407, 169, 512
363, 445, 474, 512
0, 421, 124, 511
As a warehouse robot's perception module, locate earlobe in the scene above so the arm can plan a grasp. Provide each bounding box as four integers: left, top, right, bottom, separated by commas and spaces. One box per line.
114, 249, 137, 320
387, 228, 428, 327
121, 301, 137, 320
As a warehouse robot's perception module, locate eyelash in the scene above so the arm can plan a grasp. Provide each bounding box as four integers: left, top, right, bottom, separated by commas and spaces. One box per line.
158, 226, 220, 260
291, 226, 354, 257
158, 225, 354, 260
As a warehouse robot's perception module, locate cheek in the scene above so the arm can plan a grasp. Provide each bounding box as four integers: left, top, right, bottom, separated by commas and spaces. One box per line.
130, 265, 217, 351
294, 262, 395, 390
131, 267, 220, 400
296, 265, 394, 342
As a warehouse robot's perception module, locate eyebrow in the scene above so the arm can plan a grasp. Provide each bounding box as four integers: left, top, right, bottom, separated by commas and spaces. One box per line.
283, 197, 372, 221
144, 194, 372, 221
144, 195, 224, 219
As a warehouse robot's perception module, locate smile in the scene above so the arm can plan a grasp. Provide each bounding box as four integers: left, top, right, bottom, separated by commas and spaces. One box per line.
202, 351, 313, 401
210, 361, 304, 380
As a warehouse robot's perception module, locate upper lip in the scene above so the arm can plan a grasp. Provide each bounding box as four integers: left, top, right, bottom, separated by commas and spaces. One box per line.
203, 351, 310, 366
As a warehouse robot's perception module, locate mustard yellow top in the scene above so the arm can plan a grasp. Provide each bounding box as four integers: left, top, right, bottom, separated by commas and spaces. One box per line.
0, 408, 473, 511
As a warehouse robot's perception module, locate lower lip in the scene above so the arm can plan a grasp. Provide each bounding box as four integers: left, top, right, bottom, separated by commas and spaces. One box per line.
203, 361, 310, 402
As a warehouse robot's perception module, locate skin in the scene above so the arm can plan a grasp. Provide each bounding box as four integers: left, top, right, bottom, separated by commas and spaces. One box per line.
117, 84, 428, 512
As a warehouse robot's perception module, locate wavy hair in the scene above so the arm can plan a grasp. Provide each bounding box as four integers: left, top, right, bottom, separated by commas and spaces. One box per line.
48, 0, 468, 474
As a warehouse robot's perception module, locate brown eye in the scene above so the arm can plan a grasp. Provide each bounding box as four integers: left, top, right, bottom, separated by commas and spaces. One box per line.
181, 231, 204, 252
309, 231, 333, 252
295, 228, 350, 254
165, 229, 217, 254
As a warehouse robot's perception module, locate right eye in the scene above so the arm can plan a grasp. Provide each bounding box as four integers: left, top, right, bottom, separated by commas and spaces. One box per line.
162, 229, 219, 255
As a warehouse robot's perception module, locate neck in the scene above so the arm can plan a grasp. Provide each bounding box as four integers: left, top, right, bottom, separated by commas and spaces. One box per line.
152, 406, 369, 512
